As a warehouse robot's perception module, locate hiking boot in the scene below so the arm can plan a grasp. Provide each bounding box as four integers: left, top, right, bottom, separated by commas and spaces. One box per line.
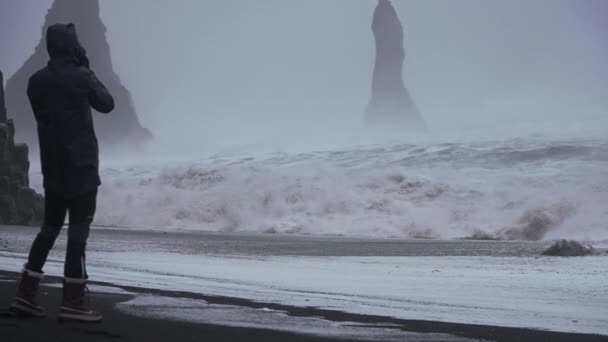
9, 267, 46, 317
59, 278, 102, 322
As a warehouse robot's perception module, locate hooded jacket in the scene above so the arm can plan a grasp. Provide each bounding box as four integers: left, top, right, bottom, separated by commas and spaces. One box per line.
27, 23, 114, 198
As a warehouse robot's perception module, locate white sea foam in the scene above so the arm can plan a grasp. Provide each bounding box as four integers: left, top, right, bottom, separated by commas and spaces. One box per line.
30, 138, 608, 241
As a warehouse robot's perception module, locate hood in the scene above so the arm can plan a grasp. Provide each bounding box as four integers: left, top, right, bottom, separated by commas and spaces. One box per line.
46, 23, 85, 62
378, 0, 392, 8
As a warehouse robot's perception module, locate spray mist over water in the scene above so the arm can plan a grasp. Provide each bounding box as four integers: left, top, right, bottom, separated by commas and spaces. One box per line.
94, 0, 608, 156
8, 1, 607, 240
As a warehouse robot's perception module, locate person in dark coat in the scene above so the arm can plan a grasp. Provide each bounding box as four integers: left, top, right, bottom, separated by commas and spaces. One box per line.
10, 23, 114, 322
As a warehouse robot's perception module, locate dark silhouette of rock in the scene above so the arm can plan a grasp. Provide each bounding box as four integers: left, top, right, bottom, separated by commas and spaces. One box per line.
542, 240, 596, 257
5, 0, 152, 149
365, 0, 425, 130
0, 70, 44, 226
0, 70, 5, 123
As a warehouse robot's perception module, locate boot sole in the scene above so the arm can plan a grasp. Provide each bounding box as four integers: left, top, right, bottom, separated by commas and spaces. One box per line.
58, 307, 102, 323
8, 302, 46, 318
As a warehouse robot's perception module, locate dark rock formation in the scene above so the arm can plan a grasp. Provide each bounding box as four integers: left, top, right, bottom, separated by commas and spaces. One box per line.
0, 70, 44, 225
365, 0, 425, 130
5, 0, 152, 149
0, 70, 5, 123
542, 240, 596, 257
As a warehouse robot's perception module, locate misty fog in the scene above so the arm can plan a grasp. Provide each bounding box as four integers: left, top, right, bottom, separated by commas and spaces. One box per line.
2, 5, 608, 331
2, 0, 608, 242
2, 0, 607, 156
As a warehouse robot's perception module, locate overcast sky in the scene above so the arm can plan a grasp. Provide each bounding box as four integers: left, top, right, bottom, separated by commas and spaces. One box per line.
1, 1, 607, 151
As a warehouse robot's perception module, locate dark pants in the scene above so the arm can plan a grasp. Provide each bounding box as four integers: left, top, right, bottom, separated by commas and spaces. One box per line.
26, 189, 97, 279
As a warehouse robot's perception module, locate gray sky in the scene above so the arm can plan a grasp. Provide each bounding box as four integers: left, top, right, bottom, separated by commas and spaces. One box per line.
1, 1, 607, 152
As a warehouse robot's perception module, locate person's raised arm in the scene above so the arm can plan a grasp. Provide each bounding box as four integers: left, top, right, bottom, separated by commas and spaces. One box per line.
85, 70, 115, 114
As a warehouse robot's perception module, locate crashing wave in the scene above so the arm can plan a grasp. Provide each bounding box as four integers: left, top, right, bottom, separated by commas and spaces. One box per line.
77, 138, 608, 241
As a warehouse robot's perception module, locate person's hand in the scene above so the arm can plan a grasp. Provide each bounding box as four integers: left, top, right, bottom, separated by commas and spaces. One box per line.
75, 45, 90, 68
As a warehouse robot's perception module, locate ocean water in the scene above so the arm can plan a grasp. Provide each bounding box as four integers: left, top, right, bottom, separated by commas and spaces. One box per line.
30, 137, 608, 241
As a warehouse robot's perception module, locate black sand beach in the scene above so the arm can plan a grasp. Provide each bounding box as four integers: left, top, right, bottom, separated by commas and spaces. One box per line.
1, 270, 606, 342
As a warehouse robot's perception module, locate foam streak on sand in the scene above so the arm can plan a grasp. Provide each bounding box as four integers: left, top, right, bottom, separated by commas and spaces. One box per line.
117, 296, 474, 341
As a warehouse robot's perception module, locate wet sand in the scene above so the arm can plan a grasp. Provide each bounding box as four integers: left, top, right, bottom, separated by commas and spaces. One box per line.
1, 225, 607, 341
0, 225, 566, 258
1, 271, 607, 342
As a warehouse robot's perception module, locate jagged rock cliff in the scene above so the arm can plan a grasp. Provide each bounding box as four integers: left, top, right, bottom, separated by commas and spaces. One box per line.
0, 70, 44, 225
365, 0, 425, 130
5, 0, 151, 148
